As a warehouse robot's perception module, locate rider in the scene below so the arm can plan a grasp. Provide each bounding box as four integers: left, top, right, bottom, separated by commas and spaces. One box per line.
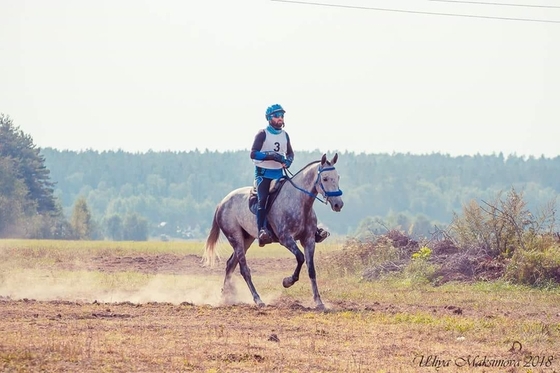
250, 104, 293, 246
250, 104, 330, 247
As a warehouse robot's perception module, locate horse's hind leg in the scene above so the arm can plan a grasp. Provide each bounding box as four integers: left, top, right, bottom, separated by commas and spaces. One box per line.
222, 253, 238, 304
226, 234, 264, 307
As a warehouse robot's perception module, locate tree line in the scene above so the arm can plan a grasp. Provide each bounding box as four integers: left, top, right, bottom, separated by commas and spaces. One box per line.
2, 113, 559, 241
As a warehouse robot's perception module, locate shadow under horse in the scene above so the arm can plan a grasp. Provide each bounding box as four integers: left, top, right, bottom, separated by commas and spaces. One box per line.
203, 153, 344, 310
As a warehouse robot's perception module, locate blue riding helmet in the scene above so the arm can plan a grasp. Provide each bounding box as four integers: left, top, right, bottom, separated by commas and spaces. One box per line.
265, 104, 286, 121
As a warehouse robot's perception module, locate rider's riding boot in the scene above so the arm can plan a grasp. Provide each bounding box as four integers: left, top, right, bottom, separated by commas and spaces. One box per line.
257, 208, 272, 247
315, 227, 330, 243
258, 230, 271, 247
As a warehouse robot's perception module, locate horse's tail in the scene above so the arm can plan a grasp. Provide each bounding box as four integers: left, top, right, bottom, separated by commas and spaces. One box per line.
202, 209, 221, 267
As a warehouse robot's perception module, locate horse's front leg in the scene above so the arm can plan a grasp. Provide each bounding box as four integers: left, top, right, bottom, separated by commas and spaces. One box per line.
279, 236, 305, 288
303, 236, 324, 310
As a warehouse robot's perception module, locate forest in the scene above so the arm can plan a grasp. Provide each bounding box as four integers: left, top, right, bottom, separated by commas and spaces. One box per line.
2, 113, 560, 241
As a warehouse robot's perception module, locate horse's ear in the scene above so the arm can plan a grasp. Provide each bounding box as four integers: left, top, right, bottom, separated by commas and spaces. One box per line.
321, 154, 327, 165
331, 153, 338, 165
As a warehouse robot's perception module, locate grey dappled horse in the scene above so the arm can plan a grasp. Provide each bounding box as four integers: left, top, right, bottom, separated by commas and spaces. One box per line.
203, 153, 344, 310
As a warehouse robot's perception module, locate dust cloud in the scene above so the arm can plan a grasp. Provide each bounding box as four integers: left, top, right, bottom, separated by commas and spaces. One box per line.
0, 269, 281, 306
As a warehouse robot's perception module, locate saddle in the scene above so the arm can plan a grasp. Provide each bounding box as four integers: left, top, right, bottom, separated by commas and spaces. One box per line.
249, 177, 287, 216
248, 177, 330, 244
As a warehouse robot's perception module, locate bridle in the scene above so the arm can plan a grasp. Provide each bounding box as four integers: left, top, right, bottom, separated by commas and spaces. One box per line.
283, 163, 343, 205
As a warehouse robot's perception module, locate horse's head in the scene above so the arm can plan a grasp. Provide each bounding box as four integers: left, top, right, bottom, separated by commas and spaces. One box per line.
316, 153, 344, 212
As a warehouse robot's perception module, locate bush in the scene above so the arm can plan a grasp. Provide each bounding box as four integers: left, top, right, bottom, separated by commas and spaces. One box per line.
326, 230, 417, 278
505, 244, 560, 286
401, 246, 438, 284
449, 188, 534, 258
325, 236, 400, 277
403, 257, 438, 285
330, 204, 560, 287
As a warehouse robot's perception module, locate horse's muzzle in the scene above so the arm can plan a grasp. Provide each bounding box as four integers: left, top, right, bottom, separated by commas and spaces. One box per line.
329, 198, 344, 212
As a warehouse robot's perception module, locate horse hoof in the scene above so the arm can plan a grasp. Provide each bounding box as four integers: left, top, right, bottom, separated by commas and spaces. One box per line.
316, 303, 326, 311
256, 301, 266, 308
282, 277, 294, 288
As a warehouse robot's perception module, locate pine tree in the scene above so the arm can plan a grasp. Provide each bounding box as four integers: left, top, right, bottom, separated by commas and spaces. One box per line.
0, 114, 57, 214
0, 157, 30, 236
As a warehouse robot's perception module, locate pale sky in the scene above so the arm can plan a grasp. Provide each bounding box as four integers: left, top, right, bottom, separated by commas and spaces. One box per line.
1, 0, 559, 157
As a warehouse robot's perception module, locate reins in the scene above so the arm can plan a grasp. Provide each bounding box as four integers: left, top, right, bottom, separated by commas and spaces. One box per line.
282, 161, 343, 205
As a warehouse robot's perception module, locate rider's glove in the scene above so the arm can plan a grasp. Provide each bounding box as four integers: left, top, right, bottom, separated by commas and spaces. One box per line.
284, 157, 292, 168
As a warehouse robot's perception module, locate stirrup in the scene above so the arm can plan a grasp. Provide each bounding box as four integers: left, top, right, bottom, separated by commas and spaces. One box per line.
258, 229, 272, 247
315, 228, 330, 243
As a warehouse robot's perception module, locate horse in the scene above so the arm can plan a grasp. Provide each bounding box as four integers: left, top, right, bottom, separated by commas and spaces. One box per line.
202, 153, 344, 310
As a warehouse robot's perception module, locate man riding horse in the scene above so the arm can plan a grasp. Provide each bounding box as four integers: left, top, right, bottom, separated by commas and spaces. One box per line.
204, 153, 343, 309
250, 104, 329, 247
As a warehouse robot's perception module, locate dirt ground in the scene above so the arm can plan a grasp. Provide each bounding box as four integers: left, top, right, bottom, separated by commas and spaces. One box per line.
86, 253, 297, 277
1, 252, 559, 372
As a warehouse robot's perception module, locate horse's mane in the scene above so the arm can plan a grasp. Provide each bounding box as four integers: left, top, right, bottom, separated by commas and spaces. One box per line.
284, 159, 322, 179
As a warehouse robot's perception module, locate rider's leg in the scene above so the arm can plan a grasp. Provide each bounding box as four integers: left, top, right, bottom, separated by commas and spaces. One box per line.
256, 207, 268, 235
256, 177, 272, 246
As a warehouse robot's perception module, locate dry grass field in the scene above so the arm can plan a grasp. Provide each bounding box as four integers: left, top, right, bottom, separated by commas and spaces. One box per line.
1, 239, 559, 372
